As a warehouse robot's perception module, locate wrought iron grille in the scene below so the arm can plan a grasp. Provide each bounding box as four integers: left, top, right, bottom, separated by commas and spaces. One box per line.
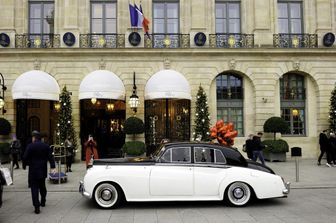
15, 34, 60, 48
79, 34, 125, 48
209, 33, 254, 48
144, 33, 190, 48
273, 33, 318, 48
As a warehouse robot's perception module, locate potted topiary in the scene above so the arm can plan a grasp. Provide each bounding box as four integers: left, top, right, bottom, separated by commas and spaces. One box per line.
0, 118, 11, 163
263, 116, 289, 161
122, 117, 146, 157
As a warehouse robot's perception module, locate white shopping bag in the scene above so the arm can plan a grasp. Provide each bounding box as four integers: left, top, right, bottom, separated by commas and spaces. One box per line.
0, 168, 13, 186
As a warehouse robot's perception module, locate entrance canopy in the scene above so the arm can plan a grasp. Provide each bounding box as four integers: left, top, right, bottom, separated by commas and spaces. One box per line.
12, 70, 60, 101
145, 69, 191, 100
79, 70, 125, 100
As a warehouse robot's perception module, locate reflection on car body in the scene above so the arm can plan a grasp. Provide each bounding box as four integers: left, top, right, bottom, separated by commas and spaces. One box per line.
79, 142, 290, 209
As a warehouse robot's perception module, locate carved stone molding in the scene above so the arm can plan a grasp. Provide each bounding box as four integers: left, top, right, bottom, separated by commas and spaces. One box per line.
293, 61, 300, 70
229, 59, 236, 70
164, 58, 171, 69
99, 59, 106, 70
34, 59, 41, 70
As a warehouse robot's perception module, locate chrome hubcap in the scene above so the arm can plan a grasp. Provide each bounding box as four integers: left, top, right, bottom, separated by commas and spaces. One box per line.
101, 189, 112, 201
233, 187, 244, 199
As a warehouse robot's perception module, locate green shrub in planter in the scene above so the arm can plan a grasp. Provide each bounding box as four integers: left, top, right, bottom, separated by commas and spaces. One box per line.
0, 118, 11, 135
263, 116, 289, 140
0, 142, 11, 163
122, 141, 146, 156
124, 117, 145, 135
262, 139, 289, 153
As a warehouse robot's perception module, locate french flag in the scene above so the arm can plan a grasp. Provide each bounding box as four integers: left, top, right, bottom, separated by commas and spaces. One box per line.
129, 3, 150, 36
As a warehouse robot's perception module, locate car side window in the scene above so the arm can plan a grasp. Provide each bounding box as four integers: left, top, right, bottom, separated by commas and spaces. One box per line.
172, 147, 191, 163
160, 148, 171, 162
194, 147, 214, 163
215, 150, 227, 164
160, 147, 191, 163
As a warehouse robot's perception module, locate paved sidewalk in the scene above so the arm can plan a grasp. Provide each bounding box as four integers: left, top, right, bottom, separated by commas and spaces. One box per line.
2, 158, 335, 193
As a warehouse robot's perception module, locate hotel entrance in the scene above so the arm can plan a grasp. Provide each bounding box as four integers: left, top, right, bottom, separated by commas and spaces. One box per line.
80, 99, 125, 159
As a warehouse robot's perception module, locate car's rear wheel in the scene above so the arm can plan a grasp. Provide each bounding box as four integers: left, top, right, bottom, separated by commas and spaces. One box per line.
225, 182, 251, 207
94, 183, 121, 209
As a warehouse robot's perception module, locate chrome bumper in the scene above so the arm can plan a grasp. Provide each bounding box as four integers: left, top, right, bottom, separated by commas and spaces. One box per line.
283, 182, 290, 195
79, 181, 91, 198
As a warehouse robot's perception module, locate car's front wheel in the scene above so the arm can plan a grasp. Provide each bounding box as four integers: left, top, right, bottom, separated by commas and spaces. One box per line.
94, 182, 122, 209
225, 182, 251, 207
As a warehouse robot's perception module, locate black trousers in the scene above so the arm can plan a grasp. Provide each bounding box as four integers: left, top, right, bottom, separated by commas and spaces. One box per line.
30, 178, 47, 208
66, 155, 73, 170
318, 148, 333, 164
11, 153, 19, 168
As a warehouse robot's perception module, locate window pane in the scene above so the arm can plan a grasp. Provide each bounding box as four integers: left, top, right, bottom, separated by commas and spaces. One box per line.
30, 4, 41, 18
228, 3, 239, 18
229, 19, 240, 33
172, 147, 190, 162
154, 3, 164, 18
30, 19, 41, 33
167, 19, 178, 33
216, 19, 226, 33
278, 3, 288, 18
43, 20, 51, 33
291, 19, 302, 33
92, 19, 103, 33
215, 150, 226, 164
215, 3, 226, 18
161, 149, 171, 162
105, 19, 116, 33
44, 4, 54, 18
106, 3, 116, 18
154, 19, 165, 33
195, 147, 214, 163
92, 3, 103, 18
167, 3, 178, 18
290, 3, 301, 18
278, 19, 289, 33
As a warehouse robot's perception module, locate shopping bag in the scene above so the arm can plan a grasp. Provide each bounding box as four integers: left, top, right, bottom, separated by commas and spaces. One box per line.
0, 168, 13, 186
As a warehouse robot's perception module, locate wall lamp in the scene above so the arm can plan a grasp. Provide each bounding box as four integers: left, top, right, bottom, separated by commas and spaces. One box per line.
129, 72, 139, 115
0, 73, 7, 114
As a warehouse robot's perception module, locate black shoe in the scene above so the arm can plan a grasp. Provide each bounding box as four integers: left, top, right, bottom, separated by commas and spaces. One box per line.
41, 200, 46, 207
34, 207, 40, 214
69, 169, 72, 172
15, 166, 19, 169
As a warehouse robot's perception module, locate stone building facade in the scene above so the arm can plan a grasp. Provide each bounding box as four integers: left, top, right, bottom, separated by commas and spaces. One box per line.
0, 0, 335, 159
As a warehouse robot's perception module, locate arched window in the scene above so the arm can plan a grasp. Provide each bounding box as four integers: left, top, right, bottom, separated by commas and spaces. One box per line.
216, 73, 244, 135
280, 73, 305, 135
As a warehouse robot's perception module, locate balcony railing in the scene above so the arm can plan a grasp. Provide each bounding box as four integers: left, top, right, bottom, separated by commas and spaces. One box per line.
273, 33, 317, 48
144, 34, 190, 48
80, 34, 125, 48
280, 87, 306, 100
15, 34, 60, 48
209, 33, 254, 48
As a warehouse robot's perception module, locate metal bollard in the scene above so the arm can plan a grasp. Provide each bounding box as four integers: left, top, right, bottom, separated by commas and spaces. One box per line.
291, 147, 302, 182
10, 160, 13, 183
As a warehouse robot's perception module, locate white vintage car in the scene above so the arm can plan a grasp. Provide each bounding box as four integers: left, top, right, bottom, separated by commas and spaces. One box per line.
79, 142, 290, 208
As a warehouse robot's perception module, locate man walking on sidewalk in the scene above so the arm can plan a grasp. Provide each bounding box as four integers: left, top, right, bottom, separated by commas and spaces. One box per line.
23, 130, 56, 214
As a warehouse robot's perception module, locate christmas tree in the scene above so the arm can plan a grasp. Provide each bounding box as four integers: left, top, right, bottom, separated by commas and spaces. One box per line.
329, 85, 336, 132
57, 86, 77, 149
193, 85, 210, 141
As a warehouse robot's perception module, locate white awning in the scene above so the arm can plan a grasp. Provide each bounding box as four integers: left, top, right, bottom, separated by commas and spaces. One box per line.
12, 70, 60, 101
145, 69, 191, 100
79, 70, 125, 100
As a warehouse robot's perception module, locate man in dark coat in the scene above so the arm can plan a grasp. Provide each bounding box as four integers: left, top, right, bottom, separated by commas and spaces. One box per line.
23, 130, 56, 214
318, 130, 332, 166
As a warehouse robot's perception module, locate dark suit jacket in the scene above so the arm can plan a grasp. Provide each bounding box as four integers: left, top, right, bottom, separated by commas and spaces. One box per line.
23, 140, 56, 180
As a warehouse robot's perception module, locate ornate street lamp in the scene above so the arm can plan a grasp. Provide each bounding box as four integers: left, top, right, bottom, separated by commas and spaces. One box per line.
129, 72, 139, 115
0, 73, 7, 114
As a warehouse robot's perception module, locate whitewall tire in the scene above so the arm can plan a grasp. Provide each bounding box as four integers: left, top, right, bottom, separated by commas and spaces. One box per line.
226, 182, 252, 207
94, 183, 121, 209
